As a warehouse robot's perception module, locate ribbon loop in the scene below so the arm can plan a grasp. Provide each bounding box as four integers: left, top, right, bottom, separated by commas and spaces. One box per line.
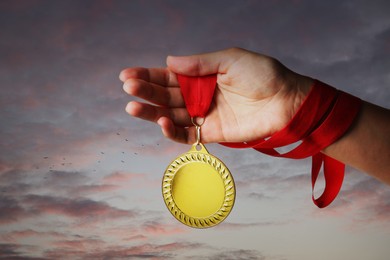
177, 74, 217, 118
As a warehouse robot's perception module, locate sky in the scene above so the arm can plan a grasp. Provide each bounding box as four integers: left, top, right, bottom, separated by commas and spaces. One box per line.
0, 0, 389, 259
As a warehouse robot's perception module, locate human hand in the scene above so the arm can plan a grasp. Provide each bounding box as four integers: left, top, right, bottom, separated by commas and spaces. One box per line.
120, 47, 314, 144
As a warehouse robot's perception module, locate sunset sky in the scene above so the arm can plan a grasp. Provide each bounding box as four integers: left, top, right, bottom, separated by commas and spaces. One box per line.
0, 0, 389, 259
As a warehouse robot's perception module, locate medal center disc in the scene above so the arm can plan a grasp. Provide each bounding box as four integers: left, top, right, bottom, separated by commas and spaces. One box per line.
172, 162, 225, 218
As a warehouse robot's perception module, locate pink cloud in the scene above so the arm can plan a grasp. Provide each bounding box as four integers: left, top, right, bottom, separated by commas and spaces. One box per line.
143, 221, 186, 236
52, 238, 105, 251
124, 234, 148, 241
43, 241, 201, 259
310, 177, 390, 229
100, 171, 160, 191
1, 229, 66, 243
102, 171, 144, 184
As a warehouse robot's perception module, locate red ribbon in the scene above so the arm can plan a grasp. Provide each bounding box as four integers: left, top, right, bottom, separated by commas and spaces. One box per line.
178, 75, 362, 208
177, 74, 217, 118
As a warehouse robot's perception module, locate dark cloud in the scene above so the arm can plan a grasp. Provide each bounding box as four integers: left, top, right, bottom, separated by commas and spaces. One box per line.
0, 243, 45, 260
201, 249, 265, 260
247, 192, 275, 201
43, 241, 202, 259
0, 192, 137, 224
0, 195, 28, 224
22, 194, 136, 219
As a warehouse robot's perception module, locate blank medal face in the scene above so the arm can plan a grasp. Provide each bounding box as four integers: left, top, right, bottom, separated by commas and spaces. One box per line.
172, 162, 225, 218
162, 144, 235, 228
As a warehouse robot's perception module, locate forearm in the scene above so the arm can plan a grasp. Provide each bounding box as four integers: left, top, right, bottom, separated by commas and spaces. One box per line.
322, 101, 390, 184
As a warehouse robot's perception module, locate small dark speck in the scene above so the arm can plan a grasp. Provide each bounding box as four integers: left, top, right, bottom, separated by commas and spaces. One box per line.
141, 144, 144, 147
63, 158, 66, 160
61, 163, 65, 166
157, 143, 159, 146
116, 133, 120, 135
44, 157, 49, 159
121, 160, 125, 163
122, 152, 125, 154
125, 139, 128, 141
134, 152, 138, 155
101, 152, 105, 154
98, 161, 101, 163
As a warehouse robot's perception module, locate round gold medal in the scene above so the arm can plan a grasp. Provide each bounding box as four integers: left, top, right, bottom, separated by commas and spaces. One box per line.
162, 143, 235, 228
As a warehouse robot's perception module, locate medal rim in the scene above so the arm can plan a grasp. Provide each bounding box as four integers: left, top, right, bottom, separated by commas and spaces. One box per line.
162, 143, 235, 229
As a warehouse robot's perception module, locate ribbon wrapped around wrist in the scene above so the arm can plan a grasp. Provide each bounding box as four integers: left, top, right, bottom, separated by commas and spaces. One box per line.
221, 80, 362, 208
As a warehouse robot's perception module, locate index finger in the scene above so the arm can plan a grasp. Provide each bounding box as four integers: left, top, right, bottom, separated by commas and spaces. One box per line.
119, 67, 179, 88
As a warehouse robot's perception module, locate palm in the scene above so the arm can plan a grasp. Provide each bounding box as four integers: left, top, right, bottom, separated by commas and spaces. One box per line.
201, 77, 292, 143
200, 54, 299, 143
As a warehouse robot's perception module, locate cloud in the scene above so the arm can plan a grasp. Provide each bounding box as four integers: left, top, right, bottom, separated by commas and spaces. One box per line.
247, 192, 275, 201
22, 194, 136, 220
102, 171, 144, 184
0, 243, 43, 260
0, 230, 67, 244
51, 238, 105, 251
311, 176, 390, 229
69, 184, 119, 196
43, 241, 202, 259
200, 249, 266, 260
0, 191, 138, 224
43, 170, 89, 187
215, 220, 291, 231
142, 221, 186, 236
0, 195, 28, 224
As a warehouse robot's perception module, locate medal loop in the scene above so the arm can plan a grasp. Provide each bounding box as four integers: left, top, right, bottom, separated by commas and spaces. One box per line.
195, 125, 201, 145
191, 117, 204, 145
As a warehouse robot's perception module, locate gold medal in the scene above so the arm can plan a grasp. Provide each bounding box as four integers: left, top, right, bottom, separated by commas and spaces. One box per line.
162, 118, 236, 228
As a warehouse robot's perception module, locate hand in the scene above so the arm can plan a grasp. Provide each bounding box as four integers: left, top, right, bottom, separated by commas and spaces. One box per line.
120, 47, 313, 144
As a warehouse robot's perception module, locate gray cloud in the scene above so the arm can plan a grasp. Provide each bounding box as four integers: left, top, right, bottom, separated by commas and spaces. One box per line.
22, 194, 136, 219
0, 195, 28, 224
0, 243, 44, 260
200, 249, 266, 260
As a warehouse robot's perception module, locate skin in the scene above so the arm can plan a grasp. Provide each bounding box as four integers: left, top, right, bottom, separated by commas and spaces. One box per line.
120, 47, 390, 185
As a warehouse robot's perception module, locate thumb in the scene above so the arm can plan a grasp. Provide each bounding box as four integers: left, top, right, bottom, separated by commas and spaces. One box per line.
166, 48, 241, 76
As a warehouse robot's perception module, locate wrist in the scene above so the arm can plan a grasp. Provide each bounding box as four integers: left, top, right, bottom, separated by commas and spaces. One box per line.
282, 74, 314, 129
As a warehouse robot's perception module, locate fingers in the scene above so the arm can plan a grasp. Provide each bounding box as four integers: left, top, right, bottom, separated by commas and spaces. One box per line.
166, 47, 246, 76
157, 117, 195, 144
119, 67, 178, 87
123, 78, 184, 107
125, 101, 191, 127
